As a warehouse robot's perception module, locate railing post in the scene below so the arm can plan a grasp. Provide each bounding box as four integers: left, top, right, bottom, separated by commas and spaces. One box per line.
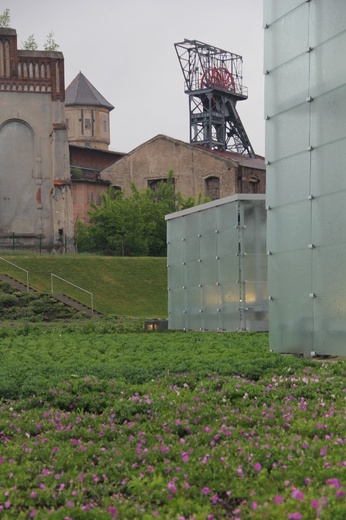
51, 273, 54, 294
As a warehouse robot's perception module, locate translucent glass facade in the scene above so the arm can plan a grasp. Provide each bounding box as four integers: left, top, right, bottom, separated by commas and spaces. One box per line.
166, 195, 267, 331
265, 0, 346, 355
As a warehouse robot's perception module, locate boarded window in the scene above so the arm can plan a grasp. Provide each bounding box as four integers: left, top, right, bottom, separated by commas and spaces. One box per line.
205, 176, 220, 200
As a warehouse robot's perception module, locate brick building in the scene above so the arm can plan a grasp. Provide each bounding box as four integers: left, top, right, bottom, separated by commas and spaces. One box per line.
65, 72, 125, 224
101, 134, 265, 201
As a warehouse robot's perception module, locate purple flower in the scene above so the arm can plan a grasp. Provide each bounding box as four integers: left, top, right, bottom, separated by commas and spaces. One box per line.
108, 506, 117, 518
325, 478, 341, 488
202, 487, 211, 495
273, 495, 284, 504
291, 489, 304, 501
288, 513, 302, 520
251, 502, 258, 509
254, 462, 262, 471
168, 481, 177, 493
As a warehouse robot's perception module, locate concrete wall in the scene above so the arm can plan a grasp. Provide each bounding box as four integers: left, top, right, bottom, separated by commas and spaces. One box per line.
0, 29, 75, 252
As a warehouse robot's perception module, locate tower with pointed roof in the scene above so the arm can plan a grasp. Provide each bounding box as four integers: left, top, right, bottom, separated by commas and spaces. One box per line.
65, 72, 114, 150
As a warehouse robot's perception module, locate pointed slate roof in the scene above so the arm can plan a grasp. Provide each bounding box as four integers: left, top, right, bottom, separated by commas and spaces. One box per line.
65, 72, 114, 110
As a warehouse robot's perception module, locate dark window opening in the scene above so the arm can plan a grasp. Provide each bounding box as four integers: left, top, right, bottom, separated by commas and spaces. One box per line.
205, 176, 220, 200
148, 178, 175, 192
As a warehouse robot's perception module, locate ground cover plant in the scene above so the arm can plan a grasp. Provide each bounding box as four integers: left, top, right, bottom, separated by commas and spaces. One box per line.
0, 328, 345, 519
0, 281, 86, 322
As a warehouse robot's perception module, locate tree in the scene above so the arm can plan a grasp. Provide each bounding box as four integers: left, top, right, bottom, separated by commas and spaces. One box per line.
0, 8, 10, 28
44, 31, 59, 51
22, 34, 38, 50
76, 172, 209, 256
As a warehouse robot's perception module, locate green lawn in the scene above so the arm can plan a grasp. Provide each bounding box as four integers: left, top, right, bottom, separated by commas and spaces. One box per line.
0, 254, 167, 317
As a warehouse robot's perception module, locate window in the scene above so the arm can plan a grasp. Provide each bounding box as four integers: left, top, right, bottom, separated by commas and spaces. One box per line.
148, 178, 175, 192
205, 176, 220, 200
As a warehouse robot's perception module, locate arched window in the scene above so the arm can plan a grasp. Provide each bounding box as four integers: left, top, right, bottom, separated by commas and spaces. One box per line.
205, 176, 220, 200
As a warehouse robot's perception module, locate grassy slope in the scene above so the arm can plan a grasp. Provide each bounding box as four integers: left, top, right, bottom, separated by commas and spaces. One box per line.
0, 254, 167, 317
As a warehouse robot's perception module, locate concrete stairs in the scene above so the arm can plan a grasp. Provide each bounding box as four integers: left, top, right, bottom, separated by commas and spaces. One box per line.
52, 293, 103, 318
0, 273, 102, 318
0, 273, 36, 293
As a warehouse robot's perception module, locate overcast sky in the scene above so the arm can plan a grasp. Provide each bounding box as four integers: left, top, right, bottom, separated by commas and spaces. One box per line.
4, 0, 265, 155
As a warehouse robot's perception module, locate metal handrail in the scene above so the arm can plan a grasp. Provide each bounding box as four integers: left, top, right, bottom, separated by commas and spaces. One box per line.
50, 273, 94, 314
0, 256, 29, 291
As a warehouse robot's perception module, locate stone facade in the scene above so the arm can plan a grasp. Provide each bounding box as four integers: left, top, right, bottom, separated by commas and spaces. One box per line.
101, 134, 265, 200
0, 28, 75, 252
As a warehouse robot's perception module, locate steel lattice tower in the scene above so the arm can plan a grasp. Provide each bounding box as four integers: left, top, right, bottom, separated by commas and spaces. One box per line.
174, 39, 255, 157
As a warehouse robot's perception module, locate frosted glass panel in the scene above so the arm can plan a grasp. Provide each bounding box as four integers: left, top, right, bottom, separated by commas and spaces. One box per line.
185, 237, 200, 262
243, 201, 266, 255
202, 284, 221, 310
267, 201, 311, 253
310, 1, 346, 47
185, 213, 200, 237
310, 32, 346, 97
266, 104, 310, 161
186, 261, 201, 287
200, 258, 218, 284
314, 295, 346, 356
168, 289, 186, 313
218, 255, 238, 283
167, 240, 184, 265
311, 139, 346, 197
200, 233, 218, 259
310, 85, 346, 147
269, 298, 314, 354
168, 264, 185, 289
245, 281, 268, 306
266, 153, 310, 207
312, 193, 346, 247
200, 207, 217, 232
268, 250, 311, 299
218, 229, 237, 257
217, 202, 237, 229
264, 3, 308, 70
265, 54, 309, 116
244, 255, 267, 283
264, 0, 305, 25
186, 286, 202, 310
219, 311, 240, 332
169, 313, 186, 331
185, 314, 202, 331
220, 282, 240, 307
201, 312, 220, 332
167, 218, 184, 242
313, 243, 346, 296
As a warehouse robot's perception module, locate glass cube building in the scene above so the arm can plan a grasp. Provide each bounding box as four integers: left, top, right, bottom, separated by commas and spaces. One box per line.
265, 0, 346, 355
166, 194, 268, 331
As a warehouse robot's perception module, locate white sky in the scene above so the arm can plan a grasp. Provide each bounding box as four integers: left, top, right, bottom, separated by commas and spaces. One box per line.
3, 0, 265, 155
